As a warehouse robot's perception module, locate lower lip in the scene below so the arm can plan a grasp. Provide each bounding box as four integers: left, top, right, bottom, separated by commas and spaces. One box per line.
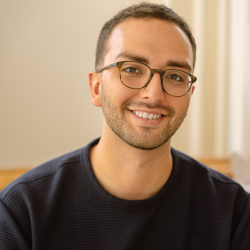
129, 110, 165, 126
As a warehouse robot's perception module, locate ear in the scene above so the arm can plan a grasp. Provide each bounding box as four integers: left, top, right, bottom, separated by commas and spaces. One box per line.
89, 71, 102, 107
189, 85, 195, 97
191, 85, 195, 94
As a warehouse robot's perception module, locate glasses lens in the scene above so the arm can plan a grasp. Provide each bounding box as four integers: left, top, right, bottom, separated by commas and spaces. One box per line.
120, 62, 150, 88
163, 70, 191, 96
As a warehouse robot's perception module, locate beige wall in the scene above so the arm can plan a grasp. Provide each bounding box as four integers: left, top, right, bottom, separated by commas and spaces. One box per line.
0, 0, 230, 169
168, 0, 230, 158
0, 0, 124, 168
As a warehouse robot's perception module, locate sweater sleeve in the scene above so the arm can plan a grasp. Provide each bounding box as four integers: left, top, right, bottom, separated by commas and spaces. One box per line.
0, 200, 31, 250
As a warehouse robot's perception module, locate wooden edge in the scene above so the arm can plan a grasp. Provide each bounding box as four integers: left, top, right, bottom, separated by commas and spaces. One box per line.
197, 158, 232, 178
0, 168, 32, 190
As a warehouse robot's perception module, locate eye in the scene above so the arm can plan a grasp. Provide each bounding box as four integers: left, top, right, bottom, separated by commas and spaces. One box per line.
122, 67, 141, 74
167, 74, 183, 81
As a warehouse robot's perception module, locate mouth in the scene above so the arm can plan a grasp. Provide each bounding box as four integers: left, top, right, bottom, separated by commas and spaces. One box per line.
132, 111, 163, 120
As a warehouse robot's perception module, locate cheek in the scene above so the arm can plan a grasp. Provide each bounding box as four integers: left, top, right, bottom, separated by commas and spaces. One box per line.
102, 72, 136, 104
168, 95, 191, 113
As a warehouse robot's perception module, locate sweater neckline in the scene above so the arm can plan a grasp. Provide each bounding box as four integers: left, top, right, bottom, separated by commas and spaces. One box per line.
80, 138, 180, 210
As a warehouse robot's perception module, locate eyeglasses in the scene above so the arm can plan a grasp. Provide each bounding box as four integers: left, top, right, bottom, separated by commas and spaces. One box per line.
96, 61, 197, 97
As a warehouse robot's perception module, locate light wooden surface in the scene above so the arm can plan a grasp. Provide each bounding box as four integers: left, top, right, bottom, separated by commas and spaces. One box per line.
198, 158, 232, 178
0, 159, 232, 190
0, 168, 31, 191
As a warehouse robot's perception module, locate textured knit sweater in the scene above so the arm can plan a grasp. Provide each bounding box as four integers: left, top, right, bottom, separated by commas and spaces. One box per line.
1, 138, 250, 250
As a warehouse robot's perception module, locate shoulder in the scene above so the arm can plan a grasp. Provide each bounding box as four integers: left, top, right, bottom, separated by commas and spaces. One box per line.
0, 147, 85, 245
0, 148, 83, 201
0, 138, 100, 208
0, 139, 99, 248
171, 148, 249, 201
171, 148, 250, 242
172, 147, 237, 184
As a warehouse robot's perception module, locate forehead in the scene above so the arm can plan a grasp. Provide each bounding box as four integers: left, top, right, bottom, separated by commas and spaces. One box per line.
104, 18, 193, 71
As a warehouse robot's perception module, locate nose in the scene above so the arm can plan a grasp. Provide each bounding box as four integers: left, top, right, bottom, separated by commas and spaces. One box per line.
139, 72, 165, 103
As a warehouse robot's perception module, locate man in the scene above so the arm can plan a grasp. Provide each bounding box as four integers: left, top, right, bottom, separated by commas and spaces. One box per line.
1, 3, 249, 249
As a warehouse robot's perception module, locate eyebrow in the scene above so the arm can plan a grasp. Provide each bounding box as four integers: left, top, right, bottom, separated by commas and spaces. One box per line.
115, 52, 149, 64
115, 52, 192, 72
165, 60, 192, 72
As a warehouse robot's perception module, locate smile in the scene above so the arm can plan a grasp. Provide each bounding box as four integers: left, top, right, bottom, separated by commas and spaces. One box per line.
133, 111, 162, 120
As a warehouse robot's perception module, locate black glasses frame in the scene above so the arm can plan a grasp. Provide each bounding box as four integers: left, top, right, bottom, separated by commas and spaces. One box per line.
96, 61, 197, 97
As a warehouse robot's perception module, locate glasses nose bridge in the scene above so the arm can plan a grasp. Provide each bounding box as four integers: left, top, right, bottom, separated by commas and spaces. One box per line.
147, 68, 165, 85
150, 68, 165, 77
143, 68, 165, 92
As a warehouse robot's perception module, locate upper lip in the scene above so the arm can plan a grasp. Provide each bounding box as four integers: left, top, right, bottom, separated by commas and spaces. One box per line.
129, 108, 166, 116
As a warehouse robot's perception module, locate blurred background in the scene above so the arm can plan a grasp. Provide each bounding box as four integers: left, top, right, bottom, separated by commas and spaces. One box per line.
1, 0, 250, 174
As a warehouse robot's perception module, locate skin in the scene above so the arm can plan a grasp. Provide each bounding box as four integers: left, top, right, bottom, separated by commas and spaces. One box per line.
89, 18, 195, 200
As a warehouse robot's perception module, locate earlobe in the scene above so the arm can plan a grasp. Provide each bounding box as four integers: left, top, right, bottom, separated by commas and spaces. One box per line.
89, 71, 102, 107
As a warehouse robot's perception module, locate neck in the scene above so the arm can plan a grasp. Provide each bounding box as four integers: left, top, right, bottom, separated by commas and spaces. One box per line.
90, 131, 173, 200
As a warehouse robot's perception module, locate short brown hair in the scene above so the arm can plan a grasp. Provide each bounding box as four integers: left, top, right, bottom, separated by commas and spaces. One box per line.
95, 2, 196, 70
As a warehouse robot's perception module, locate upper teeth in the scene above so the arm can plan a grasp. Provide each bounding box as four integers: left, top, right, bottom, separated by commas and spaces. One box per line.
133, 111, 162, 119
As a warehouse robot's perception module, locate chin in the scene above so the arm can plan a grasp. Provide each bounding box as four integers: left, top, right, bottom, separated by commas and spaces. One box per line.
115, 130, 171, 150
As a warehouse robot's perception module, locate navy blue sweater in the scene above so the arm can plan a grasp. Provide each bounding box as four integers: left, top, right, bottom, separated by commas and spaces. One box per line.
1, 138, 250, 249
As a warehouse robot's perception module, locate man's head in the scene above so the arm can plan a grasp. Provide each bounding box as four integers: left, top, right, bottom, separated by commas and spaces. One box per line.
89, 3, 196, 150
95, 2, 196, 71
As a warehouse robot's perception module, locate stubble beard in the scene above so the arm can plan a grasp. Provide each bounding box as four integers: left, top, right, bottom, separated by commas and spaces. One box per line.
101, 86, 187, 150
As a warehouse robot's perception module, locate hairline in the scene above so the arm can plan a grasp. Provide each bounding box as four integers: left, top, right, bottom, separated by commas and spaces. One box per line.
96, 17, 196, 70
